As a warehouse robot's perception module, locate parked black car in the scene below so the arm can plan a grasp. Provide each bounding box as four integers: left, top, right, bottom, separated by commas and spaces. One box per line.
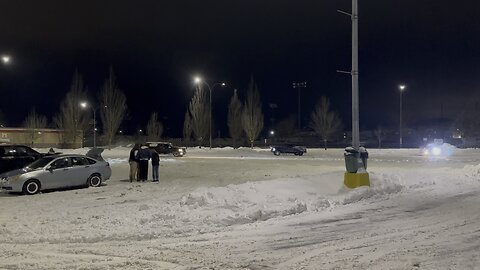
270, 145, 307, 156
144, 142, 186, 157
0, 144, 58, 174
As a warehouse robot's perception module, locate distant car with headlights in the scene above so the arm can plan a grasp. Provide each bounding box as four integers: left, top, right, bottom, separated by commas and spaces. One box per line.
0, 144, 59, 174
145, 142, 186, 157
421, 139, 454, 157
271, 145, 307, 156
0, 154, 111, 195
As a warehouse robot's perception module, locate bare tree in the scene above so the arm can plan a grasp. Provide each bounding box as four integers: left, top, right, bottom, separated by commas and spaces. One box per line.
54, 71, 89, 147
227, 89, 243, 148
373, 125, 384, 148
188, 85, 209, 146
242, 78, 264, 148
310, 96, 342, 150
183, 110, 193, 147
22, 108, 47, 146
99, 67, 127, 149
146, 112, 163, 141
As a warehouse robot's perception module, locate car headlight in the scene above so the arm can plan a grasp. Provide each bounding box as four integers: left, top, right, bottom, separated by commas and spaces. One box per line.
431, 147, 442, 156
179, 149, 184, 152
0, 176, 7, 183
272, 147, 276, 151
7, 175, 20, 182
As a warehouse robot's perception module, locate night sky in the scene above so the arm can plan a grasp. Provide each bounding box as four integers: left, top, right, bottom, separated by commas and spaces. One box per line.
1, 0, 480, 137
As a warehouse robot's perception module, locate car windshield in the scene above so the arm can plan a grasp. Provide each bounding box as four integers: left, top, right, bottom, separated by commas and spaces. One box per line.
26, 156, 56, 170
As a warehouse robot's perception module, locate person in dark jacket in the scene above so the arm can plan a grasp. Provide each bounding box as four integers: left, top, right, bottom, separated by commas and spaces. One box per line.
151, 150, 160, 182
128, 144, 140, 182
136, 146, 151, 182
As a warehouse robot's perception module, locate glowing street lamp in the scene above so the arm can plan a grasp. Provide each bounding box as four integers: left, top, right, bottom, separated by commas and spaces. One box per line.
193, 76, 226, 149
1, 55, 11, 65
399, 84, 406, 148
80, 101, 97, 148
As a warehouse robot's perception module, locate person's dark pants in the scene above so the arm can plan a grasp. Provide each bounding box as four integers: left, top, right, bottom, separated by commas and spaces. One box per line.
152, 165, 159, 181
138, 160, 149, 181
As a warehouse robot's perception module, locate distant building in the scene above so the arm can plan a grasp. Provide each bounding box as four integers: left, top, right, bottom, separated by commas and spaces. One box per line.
0, 128, 83, 148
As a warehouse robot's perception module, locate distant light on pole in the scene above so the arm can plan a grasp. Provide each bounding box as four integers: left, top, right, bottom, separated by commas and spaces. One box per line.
79, 101, 97, 148
292, 82, 307, 130
269, 130, 275, 136
399, 84, 406, 148
192, 75, 226, 149
1, 55, 11, 64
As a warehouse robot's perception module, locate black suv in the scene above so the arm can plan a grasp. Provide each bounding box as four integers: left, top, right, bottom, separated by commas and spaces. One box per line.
270, 145, 307, 156
0, 144, 57, 174
144, 142, 186, 157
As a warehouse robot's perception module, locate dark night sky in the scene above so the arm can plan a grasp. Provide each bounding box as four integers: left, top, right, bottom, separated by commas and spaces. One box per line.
1, 0, 480, 137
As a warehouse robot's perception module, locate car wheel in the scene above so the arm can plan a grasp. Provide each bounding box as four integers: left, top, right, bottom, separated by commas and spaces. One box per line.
298, 152, 304, 156
87, 174, 102, 187
173, 152, 180, 157
274, 150, 281, 156
22, 180, 40, 195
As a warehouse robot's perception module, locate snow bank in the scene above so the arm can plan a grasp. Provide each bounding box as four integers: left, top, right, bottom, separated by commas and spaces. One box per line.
338, 173, 404, 205
178, 173, 412, 226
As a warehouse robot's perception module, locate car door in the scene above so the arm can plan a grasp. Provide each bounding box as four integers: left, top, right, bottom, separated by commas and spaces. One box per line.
69, 156, 92, 186
45, 157, 72, 189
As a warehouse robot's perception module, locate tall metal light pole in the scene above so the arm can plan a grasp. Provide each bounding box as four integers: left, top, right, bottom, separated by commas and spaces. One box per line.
292, 82, 307, 130
337, 0, 369, 188
80, 102, 97, 148
399, 85, 406, 148
351, 0, 360, 150
194, 77, 226, 149
338, 1, 360, 149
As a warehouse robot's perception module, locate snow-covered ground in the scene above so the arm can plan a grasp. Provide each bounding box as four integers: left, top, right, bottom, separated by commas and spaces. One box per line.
1, 147, 480, 269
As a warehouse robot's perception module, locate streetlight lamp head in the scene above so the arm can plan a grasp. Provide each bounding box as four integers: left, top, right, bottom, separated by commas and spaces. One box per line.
80, 102, 88, 108
399, 85, 406, 91
194, 77, 201, 84
1, 55, 10, 64
221, 82, 226, 87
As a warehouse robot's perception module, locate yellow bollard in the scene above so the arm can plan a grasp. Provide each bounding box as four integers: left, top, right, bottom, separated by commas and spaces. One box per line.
344, 172, 370, 188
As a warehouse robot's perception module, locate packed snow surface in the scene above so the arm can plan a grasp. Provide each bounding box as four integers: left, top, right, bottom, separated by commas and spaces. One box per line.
1, 147, 480, 269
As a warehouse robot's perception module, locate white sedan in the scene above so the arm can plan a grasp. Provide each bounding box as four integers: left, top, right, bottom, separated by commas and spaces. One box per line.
0, 154, 111, 195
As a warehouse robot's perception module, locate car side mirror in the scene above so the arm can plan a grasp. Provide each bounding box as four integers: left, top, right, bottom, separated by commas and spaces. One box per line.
46, 166, 54, 172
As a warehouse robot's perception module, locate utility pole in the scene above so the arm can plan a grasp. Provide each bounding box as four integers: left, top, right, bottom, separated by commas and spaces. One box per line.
337, 0, 369, 188
351, 0, 359, 150
292, 82, 307, 130
337, 0, 359, 149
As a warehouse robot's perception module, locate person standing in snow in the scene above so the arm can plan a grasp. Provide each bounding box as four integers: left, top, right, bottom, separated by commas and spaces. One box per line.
129, 144, 140, 182
136, 145, 151, 182
151, 149, 160, 182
